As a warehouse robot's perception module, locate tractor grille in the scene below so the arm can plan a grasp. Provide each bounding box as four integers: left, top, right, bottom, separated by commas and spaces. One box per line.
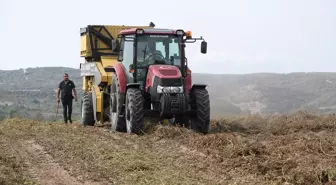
160, 78, 182, 86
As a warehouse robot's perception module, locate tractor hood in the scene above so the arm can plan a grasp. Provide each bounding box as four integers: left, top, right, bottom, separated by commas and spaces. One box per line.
148, 65, 182, 79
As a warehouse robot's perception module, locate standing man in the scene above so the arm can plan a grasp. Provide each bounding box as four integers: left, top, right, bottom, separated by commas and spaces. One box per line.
56, 73, 78, 123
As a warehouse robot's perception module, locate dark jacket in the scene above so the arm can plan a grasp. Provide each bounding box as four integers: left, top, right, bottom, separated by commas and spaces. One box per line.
58, 80, 76, 99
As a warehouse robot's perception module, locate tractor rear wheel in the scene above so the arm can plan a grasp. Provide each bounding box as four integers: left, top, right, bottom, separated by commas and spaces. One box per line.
190, 88, 210, 134
125, 88, 144, 134
110, 75, 126, 132
80, 92, 95, 126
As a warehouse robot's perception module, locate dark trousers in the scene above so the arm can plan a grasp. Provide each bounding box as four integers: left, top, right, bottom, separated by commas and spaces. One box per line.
61, 97, 73, 122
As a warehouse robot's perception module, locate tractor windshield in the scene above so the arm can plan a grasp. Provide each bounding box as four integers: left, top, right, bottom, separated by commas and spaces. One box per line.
136, 34, 181, 68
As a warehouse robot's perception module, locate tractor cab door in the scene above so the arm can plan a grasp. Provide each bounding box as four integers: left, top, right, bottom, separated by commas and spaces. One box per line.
134, 41, 150, 89
118, 35, 135, 84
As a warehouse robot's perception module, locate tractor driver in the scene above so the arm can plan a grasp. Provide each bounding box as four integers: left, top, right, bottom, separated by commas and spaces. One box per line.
136, 39, 167, 81
144, 40, 166, 64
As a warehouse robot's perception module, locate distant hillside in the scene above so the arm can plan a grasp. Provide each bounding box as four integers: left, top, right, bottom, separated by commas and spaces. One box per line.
0, 67, 82, 120
1, 67, 336, 120
193, 72, 336, 115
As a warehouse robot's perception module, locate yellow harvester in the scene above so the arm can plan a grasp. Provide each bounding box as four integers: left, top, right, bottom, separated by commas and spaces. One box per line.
80, 23, 154, 126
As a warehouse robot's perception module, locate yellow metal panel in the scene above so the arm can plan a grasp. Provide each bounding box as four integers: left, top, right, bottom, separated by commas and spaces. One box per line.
99, 91, 104, 122
101, 55, 118, 68
106, 72, 113, 85
104, 25, 153, 40
96, 62, 107, 83
80, 35, 90, 57
101, 56, 119, 85
80, 24, 153, 58
93, 86, 102, 113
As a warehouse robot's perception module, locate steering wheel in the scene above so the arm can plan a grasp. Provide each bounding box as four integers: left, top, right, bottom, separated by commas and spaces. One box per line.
146, 51, 164, 60
149, 52, 166, 65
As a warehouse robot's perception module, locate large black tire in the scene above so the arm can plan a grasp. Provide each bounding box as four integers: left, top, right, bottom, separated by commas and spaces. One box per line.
125, 88, 144, 134
110, 76, 126, 132
190, 88, 210, 134
80, 92, 95, 126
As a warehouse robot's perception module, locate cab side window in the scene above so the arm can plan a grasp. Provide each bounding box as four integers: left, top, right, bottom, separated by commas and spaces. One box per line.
169, 39, 181, 66
118, 36, 134, 73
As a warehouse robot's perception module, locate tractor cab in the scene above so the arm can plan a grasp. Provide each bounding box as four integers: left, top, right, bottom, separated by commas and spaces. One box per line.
116, 28, 207, 90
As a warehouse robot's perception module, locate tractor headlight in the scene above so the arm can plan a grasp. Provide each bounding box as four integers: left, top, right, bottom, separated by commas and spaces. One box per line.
157, 85, 183, 93
162, 87, 171, 93
172, 86, 183, 93
157, 85, 164, 93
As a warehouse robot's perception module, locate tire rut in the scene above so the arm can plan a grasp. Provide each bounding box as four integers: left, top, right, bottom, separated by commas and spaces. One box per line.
18, 139, 105, 185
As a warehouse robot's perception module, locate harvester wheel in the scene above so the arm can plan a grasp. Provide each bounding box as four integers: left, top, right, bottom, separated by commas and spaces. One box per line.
190, 88, 210, 134
110, 76, 126, 132
125, 88, 144, 134
80, 92, 95, 126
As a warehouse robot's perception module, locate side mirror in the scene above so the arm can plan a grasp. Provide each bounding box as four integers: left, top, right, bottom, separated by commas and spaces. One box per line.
201, 41, 207, 54
112, 40, 120, 52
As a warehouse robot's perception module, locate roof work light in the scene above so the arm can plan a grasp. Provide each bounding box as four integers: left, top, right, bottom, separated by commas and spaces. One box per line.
136, 29, 144, 35
176, 29, 185, 36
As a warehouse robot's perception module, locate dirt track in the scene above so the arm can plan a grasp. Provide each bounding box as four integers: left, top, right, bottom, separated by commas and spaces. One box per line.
18, 139, 102, 185
1, 112, 336, 185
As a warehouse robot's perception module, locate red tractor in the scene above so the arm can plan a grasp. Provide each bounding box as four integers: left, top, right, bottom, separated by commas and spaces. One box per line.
109, 27, 210, 134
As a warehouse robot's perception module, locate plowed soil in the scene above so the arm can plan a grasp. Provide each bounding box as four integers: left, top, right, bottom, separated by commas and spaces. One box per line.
1, 112, 336, 185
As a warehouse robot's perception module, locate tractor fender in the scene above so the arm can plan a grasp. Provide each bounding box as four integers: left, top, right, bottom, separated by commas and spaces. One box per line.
112, 63, 128, 93
126, 83, 141, 90
191, 84, 207, 91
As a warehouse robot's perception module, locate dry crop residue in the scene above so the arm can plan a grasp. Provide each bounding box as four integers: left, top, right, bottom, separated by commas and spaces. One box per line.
1, 112, 336, 185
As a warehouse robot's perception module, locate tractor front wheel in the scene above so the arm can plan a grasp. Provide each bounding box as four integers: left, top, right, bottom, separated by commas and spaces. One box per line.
125, 88, 144, 134
80, 92, 95, 126
190, 88, 210, 134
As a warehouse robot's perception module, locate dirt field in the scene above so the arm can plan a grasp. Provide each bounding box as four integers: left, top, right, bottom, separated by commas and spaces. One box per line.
1, 112, 336, 185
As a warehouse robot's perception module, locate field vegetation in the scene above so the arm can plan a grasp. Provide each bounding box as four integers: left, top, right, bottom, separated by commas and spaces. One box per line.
1, 112, 336, 184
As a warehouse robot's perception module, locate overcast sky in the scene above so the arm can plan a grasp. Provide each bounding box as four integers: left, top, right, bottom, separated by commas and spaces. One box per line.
0, 0, 335, 74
